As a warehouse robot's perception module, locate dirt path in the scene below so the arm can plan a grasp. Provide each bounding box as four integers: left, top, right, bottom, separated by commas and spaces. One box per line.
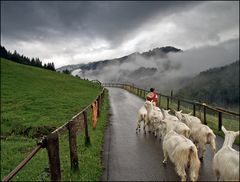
101, 87, 239, 181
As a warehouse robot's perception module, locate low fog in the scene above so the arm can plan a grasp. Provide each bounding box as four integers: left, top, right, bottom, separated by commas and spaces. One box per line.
73, 38, 239, 94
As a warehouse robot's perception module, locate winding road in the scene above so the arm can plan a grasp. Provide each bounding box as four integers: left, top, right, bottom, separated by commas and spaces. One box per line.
101, 87, 239, 181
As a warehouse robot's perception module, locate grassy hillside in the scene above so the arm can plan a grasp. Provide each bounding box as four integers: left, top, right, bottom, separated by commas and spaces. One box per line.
1, 58, 108, 180
176, 61, 239, 110
1, 58, 102, 137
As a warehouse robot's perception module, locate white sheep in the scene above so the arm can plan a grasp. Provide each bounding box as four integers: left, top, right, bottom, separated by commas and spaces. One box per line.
213, 126, 239, 181
159, 119, 190, 139
136, 104, 148, 133
181, 114, 216, 160
162, 109, 179, 121
174, 110, 201, 124
162, 130, 201, 181
144, 100, 164, 135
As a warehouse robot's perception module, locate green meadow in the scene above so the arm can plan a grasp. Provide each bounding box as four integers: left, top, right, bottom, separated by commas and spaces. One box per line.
1, 58, 109, 180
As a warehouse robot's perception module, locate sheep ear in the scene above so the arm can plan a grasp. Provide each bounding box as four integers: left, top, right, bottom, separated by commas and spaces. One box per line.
179, 110, 182, 113
167, 109, 170, 112
188, 112, 192, 115
222, 126, 227, 134
235, 131, 240, 137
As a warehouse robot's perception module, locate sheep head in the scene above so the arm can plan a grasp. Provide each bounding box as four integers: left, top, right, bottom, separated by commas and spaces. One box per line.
144, 100, 153, 110
181, 114, 191, 126
164, 109, 171, 114
222, 126, 239, 147
222, 126, 239, 137
174, 110, 183, 120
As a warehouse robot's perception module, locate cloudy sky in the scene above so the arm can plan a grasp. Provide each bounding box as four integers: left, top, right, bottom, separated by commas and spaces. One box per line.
1, 1, 239, 68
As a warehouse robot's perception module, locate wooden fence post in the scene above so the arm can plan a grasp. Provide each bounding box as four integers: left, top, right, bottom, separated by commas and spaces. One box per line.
158, 95, 161, 106
170, 90, 173, 103
83, 111, 91, 145
97, 96, 100, 117
68, 120, 79, 171
193, 104, 196, 116
167, 97, 170, 109
101, 90, 104, 105
177, 100, 180, 111
47, 133, 61, 181
203, 106, 207, 124
218, 112, 222, 131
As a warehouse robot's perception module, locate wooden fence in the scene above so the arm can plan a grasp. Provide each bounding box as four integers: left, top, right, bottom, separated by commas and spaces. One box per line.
102, 83, 239, 131
2, 88, 106, 182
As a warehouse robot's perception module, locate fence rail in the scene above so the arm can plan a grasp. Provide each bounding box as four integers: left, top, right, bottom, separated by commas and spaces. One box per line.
103, 83, 239, 131
3, 88, 106, 182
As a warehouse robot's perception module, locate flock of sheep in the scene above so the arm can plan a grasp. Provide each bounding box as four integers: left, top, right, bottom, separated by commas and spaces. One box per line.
136, 100, 239, 181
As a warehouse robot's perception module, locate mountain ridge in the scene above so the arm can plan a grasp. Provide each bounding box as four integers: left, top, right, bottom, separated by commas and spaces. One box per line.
57, 46, 182, 72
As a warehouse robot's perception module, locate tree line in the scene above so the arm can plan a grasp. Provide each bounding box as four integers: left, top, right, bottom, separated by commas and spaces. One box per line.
176, 61, 239, 108
0, 45, 55, 71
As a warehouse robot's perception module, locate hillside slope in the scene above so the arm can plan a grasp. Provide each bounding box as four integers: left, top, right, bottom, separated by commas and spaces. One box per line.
176, 61, 239, 108
1, 58, 102, 137
1, 58, 107, 181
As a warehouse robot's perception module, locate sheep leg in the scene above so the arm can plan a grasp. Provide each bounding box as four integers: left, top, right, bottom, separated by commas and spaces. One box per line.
154, 129, 158, 137
159, 132, 162, 141
176, 164, 187, 182
151, 124, 155, 135
210, 140, 216, 154
162, 149, 168, 164
143, 120, 147, 133
198, 143, 205, 161
136, 119, 141, 133
148, 123, 152, 133
148, 125, 152, 133
214, 169, 220, 181
144, 122, 149, 134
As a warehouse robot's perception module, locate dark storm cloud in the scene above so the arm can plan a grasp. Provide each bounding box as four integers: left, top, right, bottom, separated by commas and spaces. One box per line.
1, 1, 200, 46
1, 1, 238, 68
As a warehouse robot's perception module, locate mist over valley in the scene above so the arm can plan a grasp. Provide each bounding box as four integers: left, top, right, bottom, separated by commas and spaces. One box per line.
59, 38, 239, 96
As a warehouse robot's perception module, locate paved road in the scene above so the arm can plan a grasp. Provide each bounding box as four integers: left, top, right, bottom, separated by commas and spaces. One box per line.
101, 87, 239, 181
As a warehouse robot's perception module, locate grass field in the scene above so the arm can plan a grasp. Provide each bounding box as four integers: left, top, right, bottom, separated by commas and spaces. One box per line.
126, 86, 239, 145
1, 58, 109, 180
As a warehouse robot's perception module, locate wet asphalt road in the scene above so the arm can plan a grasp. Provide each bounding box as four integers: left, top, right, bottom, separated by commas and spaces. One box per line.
101, 87, 239, 181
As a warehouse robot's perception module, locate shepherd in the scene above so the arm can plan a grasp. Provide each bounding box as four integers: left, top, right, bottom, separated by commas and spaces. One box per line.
146, 88, 159, 107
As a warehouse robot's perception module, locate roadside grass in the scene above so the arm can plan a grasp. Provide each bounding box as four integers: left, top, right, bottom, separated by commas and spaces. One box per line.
60, 92, 109, 181
1, 58, 109, 180
127, 87, 239, 145
1, 91, 109, 181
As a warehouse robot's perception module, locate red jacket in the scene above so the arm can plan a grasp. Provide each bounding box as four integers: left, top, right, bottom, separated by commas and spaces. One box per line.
146, 91, 158, 106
